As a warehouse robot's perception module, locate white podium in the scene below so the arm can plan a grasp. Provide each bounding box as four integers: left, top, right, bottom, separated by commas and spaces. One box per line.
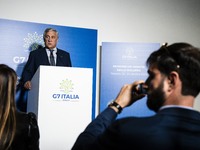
27, 65, 93, 150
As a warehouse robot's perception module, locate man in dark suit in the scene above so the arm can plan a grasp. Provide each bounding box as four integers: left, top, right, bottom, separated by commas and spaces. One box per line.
72, 43, 200, 150
21, 28, 72, 90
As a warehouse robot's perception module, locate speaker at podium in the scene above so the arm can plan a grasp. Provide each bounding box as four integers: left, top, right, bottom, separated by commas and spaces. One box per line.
27, 65, 93, 150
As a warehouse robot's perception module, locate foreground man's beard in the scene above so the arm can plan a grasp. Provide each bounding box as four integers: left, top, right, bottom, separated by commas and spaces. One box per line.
147, 80, 165, 112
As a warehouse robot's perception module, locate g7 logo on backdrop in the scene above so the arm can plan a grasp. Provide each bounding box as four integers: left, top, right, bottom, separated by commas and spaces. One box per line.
13, 56, 27, 64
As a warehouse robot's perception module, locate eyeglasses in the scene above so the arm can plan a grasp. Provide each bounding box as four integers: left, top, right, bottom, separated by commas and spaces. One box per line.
161, 42, 180, 69
162, 42, 168, 47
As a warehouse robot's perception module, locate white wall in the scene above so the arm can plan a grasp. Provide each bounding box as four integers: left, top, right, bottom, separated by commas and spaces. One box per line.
0, 0, 200, 110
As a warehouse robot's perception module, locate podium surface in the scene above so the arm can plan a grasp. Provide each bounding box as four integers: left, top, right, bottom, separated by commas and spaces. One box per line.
27, 65, 93, 150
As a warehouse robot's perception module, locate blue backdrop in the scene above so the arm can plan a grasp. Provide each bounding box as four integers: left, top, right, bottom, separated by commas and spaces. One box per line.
100, 42, 160, 118
0, 18, 97, 119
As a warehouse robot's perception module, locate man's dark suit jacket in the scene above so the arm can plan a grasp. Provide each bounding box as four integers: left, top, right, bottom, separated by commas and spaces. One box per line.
72, 107, 200, 150
21, 47, 72, 84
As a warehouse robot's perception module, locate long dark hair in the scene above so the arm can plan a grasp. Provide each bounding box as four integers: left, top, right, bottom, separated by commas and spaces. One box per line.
0, 64, 17, 150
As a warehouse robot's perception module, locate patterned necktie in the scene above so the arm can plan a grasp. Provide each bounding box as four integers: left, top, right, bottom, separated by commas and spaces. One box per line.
49, 50, 55, 66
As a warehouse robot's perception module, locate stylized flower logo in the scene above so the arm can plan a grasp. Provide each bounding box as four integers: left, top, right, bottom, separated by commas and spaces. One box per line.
23, 32, 44, 52
122, 47, 137, 60
59, 79, 74, 94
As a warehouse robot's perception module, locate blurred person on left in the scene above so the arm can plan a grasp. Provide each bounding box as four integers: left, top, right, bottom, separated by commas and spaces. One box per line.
0, 64, 40, 150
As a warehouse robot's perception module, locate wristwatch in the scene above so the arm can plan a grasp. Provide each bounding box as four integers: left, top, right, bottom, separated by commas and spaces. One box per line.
108, 101, 123, 114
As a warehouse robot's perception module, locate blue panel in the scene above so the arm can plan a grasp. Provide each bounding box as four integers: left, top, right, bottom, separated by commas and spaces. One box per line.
0, 18, 97, 119
100, 42, 160, 118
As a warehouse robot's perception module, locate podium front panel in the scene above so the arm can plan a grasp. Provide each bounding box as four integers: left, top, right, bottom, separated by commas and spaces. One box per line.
28, 66, 93, 150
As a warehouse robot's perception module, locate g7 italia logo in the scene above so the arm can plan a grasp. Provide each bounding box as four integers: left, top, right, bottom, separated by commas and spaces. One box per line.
52, 78, 79, 101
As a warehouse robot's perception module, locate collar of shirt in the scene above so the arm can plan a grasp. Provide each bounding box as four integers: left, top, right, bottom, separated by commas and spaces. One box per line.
45, 47, 57, 55
46, 48, 57, 55
46, 48, 57, 63
159, 105, 194, 111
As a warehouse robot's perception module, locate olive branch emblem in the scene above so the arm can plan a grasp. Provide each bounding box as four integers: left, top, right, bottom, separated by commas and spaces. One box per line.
59, 79, 74, 94
23, 32, 44, 52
